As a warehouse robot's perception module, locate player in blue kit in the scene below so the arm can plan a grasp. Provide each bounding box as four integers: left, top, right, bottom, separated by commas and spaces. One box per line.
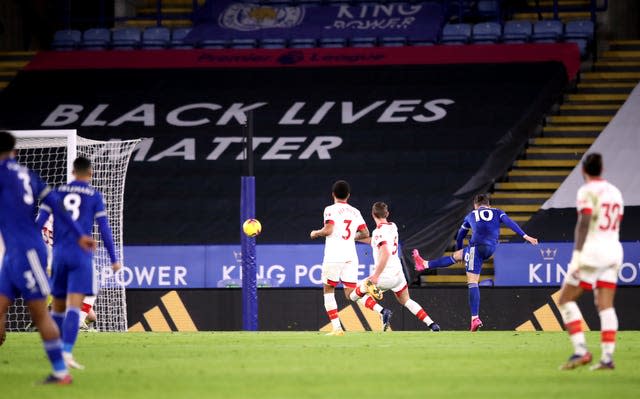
412, 194, 538, 331
0, 131, 95, 384
36, 156, 121, 370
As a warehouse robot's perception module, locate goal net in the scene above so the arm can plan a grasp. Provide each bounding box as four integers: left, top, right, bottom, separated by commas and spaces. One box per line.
3, 130, 140, 332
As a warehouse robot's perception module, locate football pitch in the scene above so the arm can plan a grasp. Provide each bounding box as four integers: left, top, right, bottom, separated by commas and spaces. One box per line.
1, 331, 639, 399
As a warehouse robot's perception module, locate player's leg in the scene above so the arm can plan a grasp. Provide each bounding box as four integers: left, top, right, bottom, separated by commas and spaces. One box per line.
464, 246, 487, 331
50, 297, 66, 332
557, 267, 592, 370
322, 262, 343, 334
350, 273, 393, 330
79, 295, 97, 327
61, 254, 95, 367
590, 266, 619, 370
0, 294, 11, 346
50, 258, 68, 333
394, 286, 440, 331
412, 248, 462, 271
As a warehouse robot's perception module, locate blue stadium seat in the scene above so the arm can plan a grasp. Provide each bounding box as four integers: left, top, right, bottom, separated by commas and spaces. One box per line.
441, 23, 472, 45
52, 30, 82, 50
565, 20, 594, 57
260, 38, 287, 49
199, 39, 227, 49
112, 28, 141, 50
472, 22, 501, 44
503, 20, 532, 43
289, 38, 316, 48
142, 27, 170, 49
170, 28, 193, 49
82, 28, 111, 50
532, 20, 563, 43
350, 37, 377, 48
380, 36, 407, 47
319, 38, 346, 48
231, 38, 258, 49
477, 0, 501, 18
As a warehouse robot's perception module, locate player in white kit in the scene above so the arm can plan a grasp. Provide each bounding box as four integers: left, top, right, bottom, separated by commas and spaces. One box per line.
349, 202, 440, 331
310, 180, 369, 336
558, 153, 623, 371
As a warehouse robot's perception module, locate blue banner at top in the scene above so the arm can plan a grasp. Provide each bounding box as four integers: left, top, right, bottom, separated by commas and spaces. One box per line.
494, 242, 640, 287
188, 1, 444, 41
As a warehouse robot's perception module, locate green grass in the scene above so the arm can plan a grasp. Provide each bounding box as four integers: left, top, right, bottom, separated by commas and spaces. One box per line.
1, 331, 639, 399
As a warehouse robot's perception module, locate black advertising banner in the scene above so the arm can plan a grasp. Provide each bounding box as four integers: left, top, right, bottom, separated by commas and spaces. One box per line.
0, 59, 567, 256
126, 287, 640, 331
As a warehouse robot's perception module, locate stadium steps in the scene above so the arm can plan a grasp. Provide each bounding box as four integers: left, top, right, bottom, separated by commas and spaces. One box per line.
0, 52, 35, 93
421, 40, 639, 287
125, 0, 206, 28
512, 11, 591, 21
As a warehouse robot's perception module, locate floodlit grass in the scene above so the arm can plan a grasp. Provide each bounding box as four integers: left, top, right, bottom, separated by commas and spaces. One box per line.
1, 331, 639, 399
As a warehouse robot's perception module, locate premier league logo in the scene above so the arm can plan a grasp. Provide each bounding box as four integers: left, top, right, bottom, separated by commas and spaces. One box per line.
219, 3, 305, 32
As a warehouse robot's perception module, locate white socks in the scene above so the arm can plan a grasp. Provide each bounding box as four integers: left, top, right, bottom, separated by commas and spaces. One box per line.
559, 301, 587, 356
324, 293, 341, 331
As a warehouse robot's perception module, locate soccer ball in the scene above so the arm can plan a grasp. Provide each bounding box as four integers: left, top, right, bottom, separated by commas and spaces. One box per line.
243, 218, 262, 237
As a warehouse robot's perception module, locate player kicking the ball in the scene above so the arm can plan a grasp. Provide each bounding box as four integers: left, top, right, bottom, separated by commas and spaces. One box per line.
350, 202, 440, 332
413, 194, 538, 331
310, 180, 372, 336
36, 157, 121, 369
558, 154, 623, 371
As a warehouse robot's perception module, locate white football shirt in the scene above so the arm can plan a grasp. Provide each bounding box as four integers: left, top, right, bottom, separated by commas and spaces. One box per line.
322, 202, 366, 263
371, 222, 403, 276
576, 178, 624, 267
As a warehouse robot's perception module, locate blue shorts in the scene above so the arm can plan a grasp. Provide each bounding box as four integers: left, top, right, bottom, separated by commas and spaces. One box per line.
463, 244, 496, 275
0, 246, 51, 302
51, 247, 96, 298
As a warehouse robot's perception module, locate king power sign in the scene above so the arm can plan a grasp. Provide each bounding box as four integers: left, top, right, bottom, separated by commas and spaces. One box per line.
494, 242, 640, 286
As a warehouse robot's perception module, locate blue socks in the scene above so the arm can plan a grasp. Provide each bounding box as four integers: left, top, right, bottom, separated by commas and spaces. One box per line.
43, 339, 67, 376
429, 256, 456, 268
62, 307, 81, 354
51, 311, 64, 333
468, 283, 480, 317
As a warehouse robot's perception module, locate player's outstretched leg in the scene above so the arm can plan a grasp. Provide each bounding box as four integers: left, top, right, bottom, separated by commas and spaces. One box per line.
26, 298, 72, 384
349, 283, 392, 331
412, 249, 456, 272
558, 285, 592, 370
395, 288, 440, 331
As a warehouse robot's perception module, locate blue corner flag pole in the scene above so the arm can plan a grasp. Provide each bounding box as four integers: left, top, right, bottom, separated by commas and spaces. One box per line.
241, 110, 257, 331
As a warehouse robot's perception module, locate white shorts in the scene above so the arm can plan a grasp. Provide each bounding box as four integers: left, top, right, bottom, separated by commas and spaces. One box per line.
564, 263, 619, 290
322, 259, 358, 288
376, 271, 408, 294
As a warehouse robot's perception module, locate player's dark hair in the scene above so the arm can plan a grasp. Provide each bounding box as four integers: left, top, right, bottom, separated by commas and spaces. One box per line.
73, 156, 92, 173
372, 202, 389, 219
332, 180, 350, 200
0, 131, 16, 153
582, 153, 603, 177
474, 193, 491, 206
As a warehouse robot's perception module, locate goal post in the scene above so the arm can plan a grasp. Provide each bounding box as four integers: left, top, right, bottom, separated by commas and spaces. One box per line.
4, 129, 140, 332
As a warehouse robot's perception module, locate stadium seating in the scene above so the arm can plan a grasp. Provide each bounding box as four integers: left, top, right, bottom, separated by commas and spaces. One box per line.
564, 20, 594, 57
289, 38, 316, 48
532, 20, 564, 43
350, 37, 377, 48
170, 27, 193, 49
142, 27, 171, 49
260, 38, 287, 49
199, 38, 227, 49
52, 30, 82, 50
319, 38, 347, 48
472, 22, 502, 44
380, 36, 407, 47
230, 38, 257, 49
441, 23, 472, 45
82, 28, 111, 50
502, 20, 532, 43
112, 28, 142, 50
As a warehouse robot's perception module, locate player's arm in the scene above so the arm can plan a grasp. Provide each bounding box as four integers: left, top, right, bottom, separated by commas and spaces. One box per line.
355, 224, 369, 242
500, 213, 538, 245
35, 204, 52, 230
455, 222, 470, 250
369, 241, 390, 284
95, 195, 121, 271
310, 221, 334, 239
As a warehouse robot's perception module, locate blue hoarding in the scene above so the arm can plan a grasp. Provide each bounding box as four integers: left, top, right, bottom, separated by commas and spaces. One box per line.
494, 242, 640, 287
111, 244, 378, 289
